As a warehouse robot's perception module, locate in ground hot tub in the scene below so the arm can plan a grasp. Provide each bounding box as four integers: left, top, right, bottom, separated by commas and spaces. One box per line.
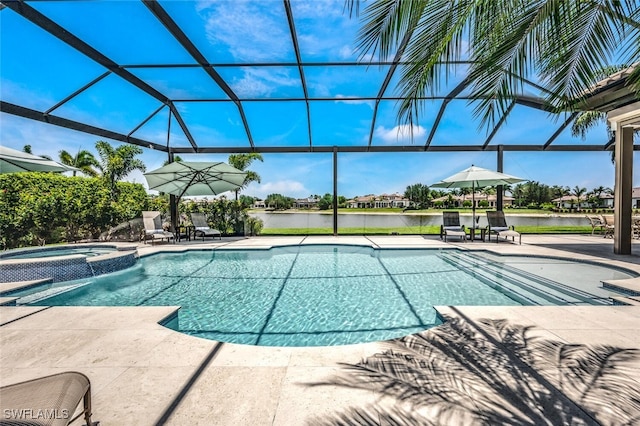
0, 244, 138, 283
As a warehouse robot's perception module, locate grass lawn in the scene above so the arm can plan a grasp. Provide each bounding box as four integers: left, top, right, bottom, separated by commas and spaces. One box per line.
253, 208, 611, 216
260, 226, 594, 236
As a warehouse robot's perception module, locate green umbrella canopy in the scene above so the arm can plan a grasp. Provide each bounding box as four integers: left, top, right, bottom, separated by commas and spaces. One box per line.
430, 165, 525, 189
144, 161, 247, 199
0, 146, 78, 173
431, 165, 526, 224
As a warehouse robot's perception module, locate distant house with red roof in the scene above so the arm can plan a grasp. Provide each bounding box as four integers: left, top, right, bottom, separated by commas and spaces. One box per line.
347, 193, 413, 208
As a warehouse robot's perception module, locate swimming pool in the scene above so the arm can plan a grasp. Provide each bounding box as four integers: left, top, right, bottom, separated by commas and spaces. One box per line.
12, 245, 634, 347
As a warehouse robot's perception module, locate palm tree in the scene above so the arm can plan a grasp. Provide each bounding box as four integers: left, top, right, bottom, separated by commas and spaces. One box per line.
348, 1, 640, 131
228, 153, 264, 200
590, 185, 610, 208
23, 144, 52, 160
95, 140, 146, 196
59, 149, 100, 177
572, 185, 587, 211
162, 155, 183, 166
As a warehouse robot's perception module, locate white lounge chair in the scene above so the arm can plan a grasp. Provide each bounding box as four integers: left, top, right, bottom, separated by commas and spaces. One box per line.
190, 213, 222, 240
142, 211, 174, 244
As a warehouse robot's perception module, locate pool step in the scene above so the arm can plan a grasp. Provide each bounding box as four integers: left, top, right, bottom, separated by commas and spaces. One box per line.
440, 252, 564, 305
439, 251, 608, 306
602, 277, 640, 296
610, 295, 640, 306
16, 281, 92, 305
0, 278, 53, 296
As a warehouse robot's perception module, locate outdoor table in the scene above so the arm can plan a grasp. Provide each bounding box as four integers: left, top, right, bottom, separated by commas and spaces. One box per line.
176, 225, 195, 242
468, 227, 486, 242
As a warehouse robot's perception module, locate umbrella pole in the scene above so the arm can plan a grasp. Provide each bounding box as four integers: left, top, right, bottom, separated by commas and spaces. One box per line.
472, 182, 476, 228
170, 194, 178, 238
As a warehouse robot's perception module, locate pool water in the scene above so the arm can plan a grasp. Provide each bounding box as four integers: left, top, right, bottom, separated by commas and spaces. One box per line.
18, 245, 633, 347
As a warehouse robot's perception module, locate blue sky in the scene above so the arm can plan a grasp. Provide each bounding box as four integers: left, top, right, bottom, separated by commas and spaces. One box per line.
0, 0, 633, 199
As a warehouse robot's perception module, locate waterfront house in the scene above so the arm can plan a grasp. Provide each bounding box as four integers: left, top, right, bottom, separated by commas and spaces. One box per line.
347, 193, 413, 209
431, 193, 514, 209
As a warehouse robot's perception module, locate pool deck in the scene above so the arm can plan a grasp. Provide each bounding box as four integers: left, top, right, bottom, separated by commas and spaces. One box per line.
1, 235, 639, 425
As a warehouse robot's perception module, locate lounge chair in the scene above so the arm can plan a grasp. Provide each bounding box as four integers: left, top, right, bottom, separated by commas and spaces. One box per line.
190, 213, 222, 240
601, 214, 640, 239
585, 215, 606, 235
486, 211, 520, 244
142, 211, 175, 244
602, 215, 615, 238
440, 211, 466, 242
0, 371, 94, 426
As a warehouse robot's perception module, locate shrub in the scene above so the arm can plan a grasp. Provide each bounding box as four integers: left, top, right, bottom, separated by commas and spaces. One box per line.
540, 203, 555, 211
0, 173, 147, 249
246, 216, 264, 236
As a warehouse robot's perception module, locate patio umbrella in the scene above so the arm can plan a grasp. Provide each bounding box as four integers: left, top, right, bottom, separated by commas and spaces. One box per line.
144, 161, 247, 232
0, 146, 78, 173
144, 161, 247, 199
431, 165, 526, 225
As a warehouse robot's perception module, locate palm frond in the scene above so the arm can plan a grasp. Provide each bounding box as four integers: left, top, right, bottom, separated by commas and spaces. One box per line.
571, 110, 607, 139
538, 1, 632, 110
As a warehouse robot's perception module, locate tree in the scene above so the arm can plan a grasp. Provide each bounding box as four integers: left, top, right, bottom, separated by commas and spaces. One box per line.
23, 145, 52, 160
550, 185, 570, 200
265, 193, 294, 210
318, 193, 334, 210
59, 149, 100, 177
571, 186, 587, 211
349, 1, 640, 132
95, 140, 146, 197
162, 155, 183, 166
238, 194, 256, 208
228, 153, 264, 200
404, 183, 431, 209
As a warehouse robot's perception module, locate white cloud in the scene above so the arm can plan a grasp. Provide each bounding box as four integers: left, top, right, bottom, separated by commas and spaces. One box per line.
231, 68, 299, 97
374, 124, 427, 144
338, 45, 354, 59
246, 180, 308, 199
334, 94, 374, 108
196, 0, 291, 62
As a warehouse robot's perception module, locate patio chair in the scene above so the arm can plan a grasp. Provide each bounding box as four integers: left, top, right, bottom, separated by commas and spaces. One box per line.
602, 215, 615, 238
142, 211, 175, 244
440, 211, 466, 242
486, 211, 520, 244
585, 215, 606, 235
0, 371, 95, 426
190, 213, 222, 240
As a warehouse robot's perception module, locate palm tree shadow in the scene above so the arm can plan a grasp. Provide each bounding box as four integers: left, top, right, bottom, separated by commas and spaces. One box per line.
306, 314, 640, 425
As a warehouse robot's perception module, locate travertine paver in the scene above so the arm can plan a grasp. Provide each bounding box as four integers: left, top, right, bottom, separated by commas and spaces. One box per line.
1, 235, 639, 425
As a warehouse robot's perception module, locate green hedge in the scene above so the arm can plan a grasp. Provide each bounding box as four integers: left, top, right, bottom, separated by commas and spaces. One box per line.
180, 198, 251, 235
0, 173, 147, 249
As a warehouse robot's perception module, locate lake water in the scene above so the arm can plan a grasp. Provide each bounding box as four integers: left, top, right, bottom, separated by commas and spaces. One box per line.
251, 212, 590, 229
